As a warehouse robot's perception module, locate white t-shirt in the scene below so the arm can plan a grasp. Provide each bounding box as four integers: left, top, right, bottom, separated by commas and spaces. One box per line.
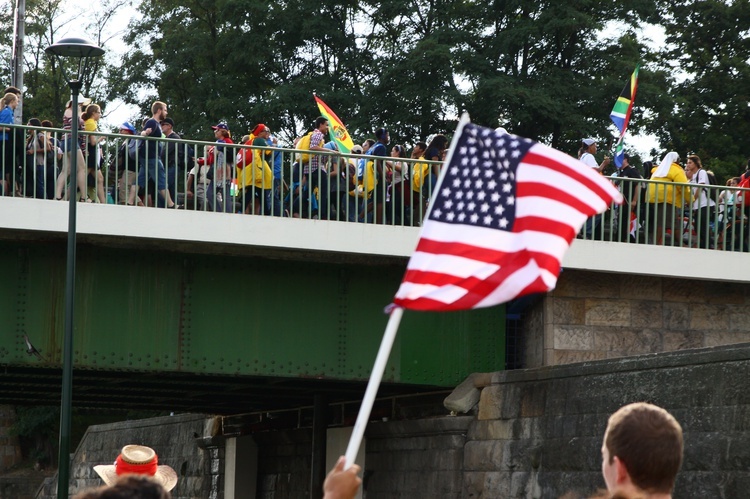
690, 169, 716, 209
580, 152, 598, 169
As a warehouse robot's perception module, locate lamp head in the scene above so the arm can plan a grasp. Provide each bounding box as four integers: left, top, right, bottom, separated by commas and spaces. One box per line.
45, 37, 104, 58
45, 37, 105, 83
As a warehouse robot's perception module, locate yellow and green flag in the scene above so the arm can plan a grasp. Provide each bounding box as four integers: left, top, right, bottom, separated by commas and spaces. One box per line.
314, 94, 355, 153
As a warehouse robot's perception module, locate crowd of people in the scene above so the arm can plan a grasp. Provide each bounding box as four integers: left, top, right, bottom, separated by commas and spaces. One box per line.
3, 89, 750, 249
578, 138, 750, 251
0, 91, 449, 225
72, 402, 682, 498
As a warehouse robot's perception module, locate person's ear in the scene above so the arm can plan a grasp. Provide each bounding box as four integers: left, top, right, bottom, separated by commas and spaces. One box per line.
614, 456, 630, 485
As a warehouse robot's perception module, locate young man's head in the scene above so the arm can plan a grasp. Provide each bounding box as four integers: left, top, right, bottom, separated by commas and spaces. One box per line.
151, 101, 168, 120
602, 402, 683, 497
314, 116, 329, 133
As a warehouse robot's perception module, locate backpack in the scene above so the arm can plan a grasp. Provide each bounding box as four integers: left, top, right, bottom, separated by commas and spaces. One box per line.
706, 170, 717, 186
296, 131, 314, 162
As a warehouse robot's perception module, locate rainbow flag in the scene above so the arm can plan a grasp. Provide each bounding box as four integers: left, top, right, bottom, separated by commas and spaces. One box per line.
610, 64, 639, 136
314, 94, 355, 154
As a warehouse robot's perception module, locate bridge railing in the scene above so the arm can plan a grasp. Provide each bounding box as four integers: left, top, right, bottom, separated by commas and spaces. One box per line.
1, 123, 748, 251
581, 175, 749, 251
0, 123, 442, 224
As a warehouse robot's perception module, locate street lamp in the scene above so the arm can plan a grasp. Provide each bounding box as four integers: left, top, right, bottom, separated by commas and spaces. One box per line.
45, 37, 104, 499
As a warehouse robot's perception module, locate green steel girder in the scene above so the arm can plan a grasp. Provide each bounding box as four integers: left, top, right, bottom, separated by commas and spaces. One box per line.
0, 240, 505, 390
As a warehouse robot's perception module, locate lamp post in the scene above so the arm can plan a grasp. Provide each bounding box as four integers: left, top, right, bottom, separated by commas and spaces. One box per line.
45, 37, 104, 499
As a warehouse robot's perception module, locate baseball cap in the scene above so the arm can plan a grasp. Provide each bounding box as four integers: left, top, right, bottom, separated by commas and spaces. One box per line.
160, 117, 174, 127
120, 122, 136, 134
212, 122, 229, 131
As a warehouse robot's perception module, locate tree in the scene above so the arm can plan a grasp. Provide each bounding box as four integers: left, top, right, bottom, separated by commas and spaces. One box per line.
656, 0, 750, 181
1, 0, 132, 126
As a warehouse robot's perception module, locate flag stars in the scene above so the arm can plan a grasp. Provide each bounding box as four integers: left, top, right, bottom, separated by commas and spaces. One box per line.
427, 122, 529, 233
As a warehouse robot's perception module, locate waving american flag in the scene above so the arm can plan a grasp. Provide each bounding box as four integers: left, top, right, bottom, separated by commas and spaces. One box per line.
393, 118, 623, 311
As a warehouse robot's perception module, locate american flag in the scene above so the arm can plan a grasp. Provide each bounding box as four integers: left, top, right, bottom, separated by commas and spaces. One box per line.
393, 120, 623, 311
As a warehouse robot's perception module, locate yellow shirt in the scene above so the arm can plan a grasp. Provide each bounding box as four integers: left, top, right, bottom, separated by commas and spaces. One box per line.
647, 163, 689, 206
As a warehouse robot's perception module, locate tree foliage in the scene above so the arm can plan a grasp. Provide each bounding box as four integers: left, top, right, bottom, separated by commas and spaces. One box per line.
1, 0, 134, 127
7, 0, 750, 176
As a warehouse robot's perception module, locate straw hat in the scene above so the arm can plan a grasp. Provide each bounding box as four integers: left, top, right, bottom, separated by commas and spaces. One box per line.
66, 97, 92, 108
93, 445, 178, 491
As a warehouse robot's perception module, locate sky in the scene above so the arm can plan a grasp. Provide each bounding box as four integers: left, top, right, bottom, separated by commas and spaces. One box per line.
56, 2, 666, 160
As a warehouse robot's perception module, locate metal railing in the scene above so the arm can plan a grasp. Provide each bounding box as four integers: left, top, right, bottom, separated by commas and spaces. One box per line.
581, 175, 749, 251
0, 123, 442, 224
1, 123, 748, 251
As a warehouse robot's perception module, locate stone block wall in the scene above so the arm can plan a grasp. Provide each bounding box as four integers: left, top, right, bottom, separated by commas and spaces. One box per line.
466, 343, 750, 498
364, 417, 471, 498
524, 270, 750, 367
0, 406, 21, 472
252, 428, 313, 498
35, 414, 220, 499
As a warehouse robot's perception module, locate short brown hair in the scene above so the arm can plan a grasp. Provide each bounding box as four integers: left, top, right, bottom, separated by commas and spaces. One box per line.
75, 475, 171, 499
151, 101, 167, 115
604, 402, 683, 494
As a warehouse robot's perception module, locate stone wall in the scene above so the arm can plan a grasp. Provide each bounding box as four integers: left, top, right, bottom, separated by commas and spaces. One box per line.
0, 406, 21, 472
524, 270, 750, 367
466, 342, 750, 498
35, 414, 220, 499
365, 417, 471, 498
252, 428, 313, 498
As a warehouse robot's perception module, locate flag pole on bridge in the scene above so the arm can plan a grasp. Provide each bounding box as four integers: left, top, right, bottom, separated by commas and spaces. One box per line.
343, 114, 623, 468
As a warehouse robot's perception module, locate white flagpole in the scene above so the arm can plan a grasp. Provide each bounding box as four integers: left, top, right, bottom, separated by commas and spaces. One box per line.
343, 114, 472, 468
344, 306, 404, 468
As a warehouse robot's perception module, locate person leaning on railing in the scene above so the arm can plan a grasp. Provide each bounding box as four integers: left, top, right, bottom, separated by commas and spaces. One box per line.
646, 152, 689, 246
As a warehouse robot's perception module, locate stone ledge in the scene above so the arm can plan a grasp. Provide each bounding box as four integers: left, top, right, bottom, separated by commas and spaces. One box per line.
365, 416, 473, 439
491, 342, 750, 386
